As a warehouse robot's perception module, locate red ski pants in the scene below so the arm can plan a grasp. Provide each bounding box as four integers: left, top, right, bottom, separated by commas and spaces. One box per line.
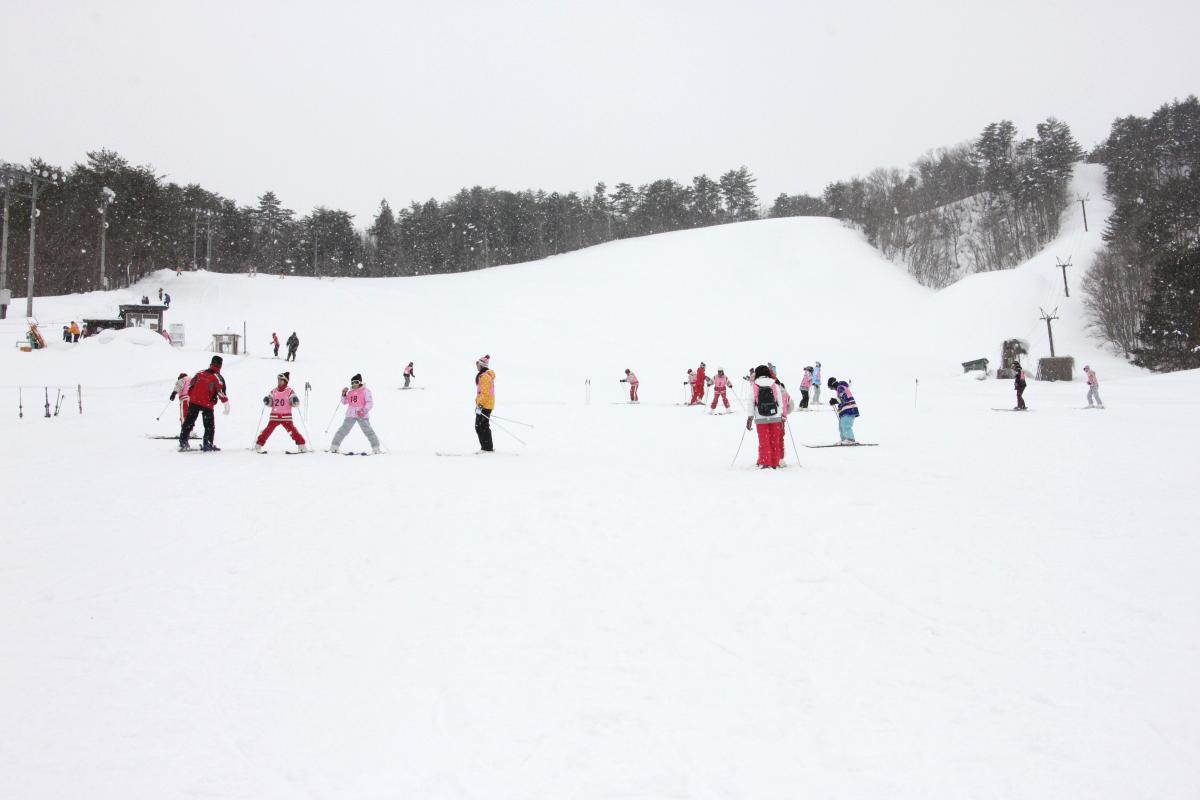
691, 383, 705, 404
756, 421, 784, 467
710, 388, 729, 409
257, 418, 306, 446
629, 384, 638, 402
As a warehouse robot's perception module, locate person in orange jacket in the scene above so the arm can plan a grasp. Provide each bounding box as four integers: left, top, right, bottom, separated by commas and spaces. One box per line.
474, 355, 496, 452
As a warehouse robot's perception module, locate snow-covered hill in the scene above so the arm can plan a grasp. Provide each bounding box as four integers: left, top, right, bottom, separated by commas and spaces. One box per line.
1, 164, 1196, 799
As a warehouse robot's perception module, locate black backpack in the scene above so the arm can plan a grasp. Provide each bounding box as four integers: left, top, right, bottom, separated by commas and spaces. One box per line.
756, 384, 778, 417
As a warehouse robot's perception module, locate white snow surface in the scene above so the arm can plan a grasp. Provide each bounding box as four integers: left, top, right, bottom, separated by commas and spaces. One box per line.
1, 165, 1197, 798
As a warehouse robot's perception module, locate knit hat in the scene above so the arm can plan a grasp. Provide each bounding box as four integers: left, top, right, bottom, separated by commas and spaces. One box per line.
804, 366, 813, 372
625, 368, 631, 373
753, 365, 772, 379
350, 373, 363, 385
178, 372, 187, 378
277, 371, 290, 383
477, 354, 490, 369
210, 355, 223, 368
826, 376, 837, 389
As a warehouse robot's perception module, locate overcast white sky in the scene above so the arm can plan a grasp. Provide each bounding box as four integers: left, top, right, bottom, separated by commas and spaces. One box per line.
3, 0, 1197, 224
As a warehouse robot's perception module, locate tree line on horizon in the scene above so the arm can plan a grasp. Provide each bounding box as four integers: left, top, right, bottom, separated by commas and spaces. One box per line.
2, 96, 1195, 370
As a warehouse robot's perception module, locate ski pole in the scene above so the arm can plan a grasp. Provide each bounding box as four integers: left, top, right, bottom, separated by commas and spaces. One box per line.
489, 414, 533, 428
730, 423, 748, 468
914, 378, 919, 409
155, 397, 174, 421
785, 419, 803, 466
43, 387, 50, 418
304, 381, 312, 426
253, 404, 266, 439
77, 383, 82, 415
54, 389, 62, 416
323, 400, 342, 433
492, 418, 526, 446
18, 387, 24, 419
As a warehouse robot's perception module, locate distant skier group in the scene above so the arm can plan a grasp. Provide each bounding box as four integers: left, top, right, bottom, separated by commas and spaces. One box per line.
270, 331, 301, 361
171, 352, 498, 455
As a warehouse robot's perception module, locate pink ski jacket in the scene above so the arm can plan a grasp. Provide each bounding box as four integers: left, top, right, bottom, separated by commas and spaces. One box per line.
1085, 368, 1099, 386
626, 372, 639, 386
342, 387, 373, 418
800, 372, 813, 389
268, 387, 297, 419
750, 377, 783, 424
712, 374, 730, 391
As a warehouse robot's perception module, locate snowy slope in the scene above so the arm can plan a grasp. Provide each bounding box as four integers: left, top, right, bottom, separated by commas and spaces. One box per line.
1, 164, 1197, 800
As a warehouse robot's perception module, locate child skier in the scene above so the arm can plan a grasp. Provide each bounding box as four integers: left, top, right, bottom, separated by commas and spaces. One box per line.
179, 355, 229, 451
403, 362, 415, 388
745, 365, 784, 469
475, 355, 496, 452
620, 368, 639, 402
827, 376, 859, 444
691, 362, 709, 405
170, 372, 190, 424
255, 372, 308, 453
1083, 365, 1104, 408
329, 374, 381, 454
800, 366, 813, 408
709, 368, 731, 411
811, 361, 822, 404
271, 332, 280, 357
685, 369, 695, 403
1013, 360, 1028, 410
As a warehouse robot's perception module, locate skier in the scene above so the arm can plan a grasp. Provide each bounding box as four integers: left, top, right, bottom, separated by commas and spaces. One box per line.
620, 368, 639, 402
255, 371, 308, 453
475, 355, 496, 452
685, 369, 695, 403
271, 332, 280, 358
1013, 360, 1028, 410
811, 361, 823, 404
799, 366, 813, 408
745, 365, 784, 469
285, 331, 299, 362
709, 368, 731, 412
1083, 365, 1104, 408
691, 362, 709, 405
157, 288, 163, 302
403, 362, 415, 388
61, 325, 71, 343
827, 376, 860, 444
170, 371, 191, 424
163, 293, 171, 308
179, 355, 229, 451
328, 374, 382, 454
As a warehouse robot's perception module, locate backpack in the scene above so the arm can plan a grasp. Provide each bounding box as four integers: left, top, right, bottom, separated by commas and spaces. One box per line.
756, 384, 778, 417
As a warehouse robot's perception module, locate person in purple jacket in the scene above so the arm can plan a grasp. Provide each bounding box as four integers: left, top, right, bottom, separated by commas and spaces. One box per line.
827, 376, 860, 444
328, 373, 382, 454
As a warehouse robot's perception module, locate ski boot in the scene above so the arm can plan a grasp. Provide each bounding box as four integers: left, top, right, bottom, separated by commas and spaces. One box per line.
254, 444, 266, 453
297, 444, 309, 453
201, 442, 220, 452
371, 446, 383, 455
328, 445, 340, 454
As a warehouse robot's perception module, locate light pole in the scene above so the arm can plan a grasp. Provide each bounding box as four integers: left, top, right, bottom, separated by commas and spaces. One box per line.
98, 187, 116, 289
189, 207, 215, 271
0, 163, 65, 319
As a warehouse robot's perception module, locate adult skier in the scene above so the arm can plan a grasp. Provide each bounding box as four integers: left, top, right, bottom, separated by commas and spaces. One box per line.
799, 366, 813, 408
285, 331, 299, 362
475, 355, 496, 452
811, 361, 823, 404
710, 368, 731, 411
827, 376, 860, 444
620, 368, 639, 402
691, 362, 709, 405
1083, 365, 1104, 408
255, 371, 308, 453
271, 332, 280, 358
329, 374, 382, 454
170, 372, 190, 424
179, 355, 229, 451
403, 362, 415, 388
1013, 360, 1028, 410
745, 365, 784, 469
